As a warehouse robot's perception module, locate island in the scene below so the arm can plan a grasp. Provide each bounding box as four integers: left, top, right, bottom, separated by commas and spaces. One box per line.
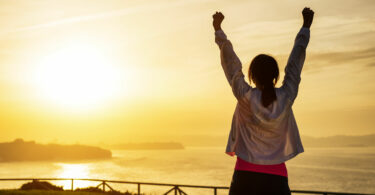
0, 139, 112, 162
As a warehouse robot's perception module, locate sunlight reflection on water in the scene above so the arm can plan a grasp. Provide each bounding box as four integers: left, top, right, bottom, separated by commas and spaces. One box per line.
53, 163, 96, 190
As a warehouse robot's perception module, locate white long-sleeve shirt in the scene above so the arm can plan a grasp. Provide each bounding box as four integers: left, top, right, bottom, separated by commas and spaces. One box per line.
215, 27, 310, 165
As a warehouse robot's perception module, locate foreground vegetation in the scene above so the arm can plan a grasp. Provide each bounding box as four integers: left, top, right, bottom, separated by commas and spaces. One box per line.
0, 190, 107, 195
0, 180, 144, 195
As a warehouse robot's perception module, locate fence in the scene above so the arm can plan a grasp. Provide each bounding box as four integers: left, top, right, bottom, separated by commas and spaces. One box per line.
0, 178, 374, 195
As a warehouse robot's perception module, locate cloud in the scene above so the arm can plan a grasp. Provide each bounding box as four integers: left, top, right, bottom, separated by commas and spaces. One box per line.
307, 47, 375, 70
268, 46, 375, 75
232, 15, 375, 72
1, 0, 213, 35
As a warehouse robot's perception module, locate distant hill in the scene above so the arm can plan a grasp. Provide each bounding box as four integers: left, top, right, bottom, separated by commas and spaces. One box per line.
301, 134, 375, 147
0, 139, 112, 162
171, 133, 375, 147
110, 142, 184, 150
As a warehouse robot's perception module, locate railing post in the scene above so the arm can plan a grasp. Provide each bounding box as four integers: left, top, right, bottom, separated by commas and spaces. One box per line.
71, 179, 74, 191
102, 181, 106, 192
138, 183, 141, 195
214, 187, 217, 195
175, 186, 177, 195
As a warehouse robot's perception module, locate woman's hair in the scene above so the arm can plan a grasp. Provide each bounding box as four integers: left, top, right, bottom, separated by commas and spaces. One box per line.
248, 54, 279, 108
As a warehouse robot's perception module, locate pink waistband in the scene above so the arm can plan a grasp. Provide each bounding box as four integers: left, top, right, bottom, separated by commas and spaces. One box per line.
234, 157, 288, 177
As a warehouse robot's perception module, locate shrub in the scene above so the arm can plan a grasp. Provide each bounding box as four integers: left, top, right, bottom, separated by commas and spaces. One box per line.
75, 186, 143, 195
20, 180, 64, 191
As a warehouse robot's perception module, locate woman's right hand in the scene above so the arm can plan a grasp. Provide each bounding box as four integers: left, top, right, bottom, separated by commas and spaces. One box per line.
302, 7, 314, 29
213, 11, 224, 31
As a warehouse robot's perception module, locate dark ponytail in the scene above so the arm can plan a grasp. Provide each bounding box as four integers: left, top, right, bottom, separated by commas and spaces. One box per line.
248, 54, 279, 108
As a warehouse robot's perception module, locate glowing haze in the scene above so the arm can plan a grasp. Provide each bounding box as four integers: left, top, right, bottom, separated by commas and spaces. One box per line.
0, 0, 374, 145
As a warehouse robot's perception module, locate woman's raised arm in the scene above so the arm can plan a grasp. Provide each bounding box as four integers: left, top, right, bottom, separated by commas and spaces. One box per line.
281, 7, 314, 103
213, 12, 251, 100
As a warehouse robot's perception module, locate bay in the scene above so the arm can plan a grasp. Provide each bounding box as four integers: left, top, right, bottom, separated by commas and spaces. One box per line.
0, 147, 374, 194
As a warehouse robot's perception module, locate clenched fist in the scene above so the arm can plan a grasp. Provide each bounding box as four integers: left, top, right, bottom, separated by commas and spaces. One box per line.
302, 7, 314, 28
213, 11, 224, 31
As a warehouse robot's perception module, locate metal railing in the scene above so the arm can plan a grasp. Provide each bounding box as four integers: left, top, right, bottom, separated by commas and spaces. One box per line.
0, 178, 374, 195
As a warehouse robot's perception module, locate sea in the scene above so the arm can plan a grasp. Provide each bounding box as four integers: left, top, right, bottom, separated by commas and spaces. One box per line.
0, 146, 374, 195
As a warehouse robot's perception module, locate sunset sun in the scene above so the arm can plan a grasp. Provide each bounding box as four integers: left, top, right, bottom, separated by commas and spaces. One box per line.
33, 43, 121, 111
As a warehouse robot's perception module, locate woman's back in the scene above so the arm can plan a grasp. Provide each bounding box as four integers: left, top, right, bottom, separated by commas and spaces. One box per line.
229, 87, 304, 165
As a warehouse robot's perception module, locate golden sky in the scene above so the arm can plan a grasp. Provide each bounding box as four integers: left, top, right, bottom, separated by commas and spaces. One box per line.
0, 0, 374, 145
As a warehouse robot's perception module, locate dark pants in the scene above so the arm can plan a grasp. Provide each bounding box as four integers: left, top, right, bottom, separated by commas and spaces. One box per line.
229, 170, 291, 195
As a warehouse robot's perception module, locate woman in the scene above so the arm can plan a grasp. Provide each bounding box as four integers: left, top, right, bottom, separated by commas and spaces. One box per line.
213, 7, 314, 195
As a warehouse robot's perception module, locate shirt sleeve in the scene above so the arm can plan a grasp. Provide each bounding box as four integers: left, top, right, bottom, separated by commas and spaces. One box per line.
281, 27, 310, 103
215, 30, 251, 100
